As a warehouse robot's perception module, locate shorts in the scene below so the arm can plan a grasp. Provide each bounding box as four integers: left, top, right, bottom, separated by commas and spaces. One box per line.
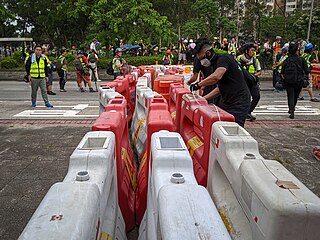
302, 74, 313, 89
46, 72, 53, 87
178, 53, 186, 61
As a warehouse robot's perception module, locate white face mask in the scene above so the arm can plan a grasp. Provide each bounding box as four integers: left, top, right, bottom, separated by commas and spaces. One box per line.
200, 58, 211, 67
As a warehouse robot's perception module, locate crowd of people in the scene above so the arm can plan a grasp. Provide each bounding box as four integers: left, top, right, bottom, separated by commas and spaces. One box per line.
21, 36, 319, 124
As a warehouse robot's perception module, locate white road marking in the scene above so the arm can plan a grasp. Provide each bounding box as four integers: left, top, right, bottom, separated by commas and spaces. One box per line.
254, 105, 320, 115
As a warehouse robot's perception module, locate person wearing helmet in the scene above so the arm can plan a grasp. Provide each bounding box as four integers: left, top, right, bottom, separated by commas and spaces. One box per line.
163, 49, 173, 65
281, 40, 310, 119
213, 37, 221, 49
237, 42, 261, 121
178, 38, 187, 65
221, 38, 228, 51
112, 48, 127, 79
190, 38, 250, 127
298, 43, 319, 102
272, 36, 282, 63
74, 50, 95, 92
57, 47, 68, 92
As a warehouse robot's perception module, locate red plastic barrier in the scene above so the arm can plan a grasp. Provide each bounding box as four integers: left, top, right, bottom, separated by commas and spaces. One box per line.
311, 64, 320, 89
135, 96, 175, 225
169, 83, 190, 131
127, 74, 137, 112
138, 66, 155, 87
179, 94, 235, 187
104, 96, 127, 117
102, 76, 134, 122
153, 75, 184, 102
91, 107, 137, 232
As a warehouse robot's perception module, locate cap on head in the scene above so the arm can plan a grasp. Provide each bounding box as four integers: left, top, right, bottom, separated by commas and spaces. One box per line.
166, 49, 171, 54
305, 43, 314, 51
189, 39, 193, 43
223, 38, 227, 42
276, 36, 282, 40
77, 50, 82, 55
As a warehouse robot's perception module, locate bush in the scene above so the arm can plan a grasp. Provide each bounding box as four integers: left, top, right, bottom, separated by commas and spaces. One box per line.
12, 51, 23, 63
0, 58, 19, 69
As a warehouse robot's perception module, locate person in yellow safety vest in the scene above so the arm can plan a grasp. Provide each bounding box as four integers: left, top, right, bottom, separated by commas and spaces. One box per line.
237, 42, 261, 121
272, 47, 288, 91
298, 43, 319, 102
228, 37, 238, 56
112, 48, 127, 80
162, 49, 173, 65
57, 47, 68, 92
178, 38, 187, 65
25, 45, 53, 108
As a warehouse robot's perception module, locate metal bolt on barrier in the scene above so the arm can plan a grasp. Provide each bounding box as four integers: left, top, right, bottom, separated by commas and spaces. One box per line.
170, 172, 185, 184
76, 171, 90, 181
244, 153, 256, 159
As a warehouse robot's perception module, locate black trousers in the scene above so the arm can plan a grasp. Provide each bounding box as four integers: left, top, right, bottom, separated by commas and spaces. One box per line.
285, 84, 302, 112
58, 70, 66, 90
248, 83, 260, 114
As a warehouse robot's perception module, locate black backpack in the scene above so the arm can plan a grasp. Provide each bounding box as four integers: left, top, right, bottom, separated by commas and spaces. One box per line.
74, 58, 83, 71
106, 60, 114, 75
283, 57, 299, 84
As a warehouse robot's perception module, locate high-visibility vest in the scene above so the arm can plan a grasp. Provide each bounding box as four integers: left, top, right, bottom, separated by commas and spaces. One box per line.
302, 53, 312, 68
277, 54, 288, 73
237, 55, 258, 74
228, 43, 237, 54
30, 54, 46, 78
179, 43, 186, 53
58, 55, 67, 70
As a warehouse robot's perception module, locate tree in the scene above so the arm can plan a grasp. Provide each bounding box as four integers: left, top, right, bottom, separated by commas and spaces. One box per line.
0, 3, 15, 37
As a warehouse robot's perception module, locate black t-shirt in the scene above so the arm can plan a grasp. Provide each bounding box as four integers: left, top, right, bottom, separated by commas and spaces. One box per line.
193, 56, 213, 78
211, 54, 250, 109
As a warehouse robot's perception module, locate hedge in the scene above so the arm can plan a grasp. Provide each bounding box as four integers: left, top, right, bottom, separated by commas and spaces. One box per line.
0, 58, 19, 69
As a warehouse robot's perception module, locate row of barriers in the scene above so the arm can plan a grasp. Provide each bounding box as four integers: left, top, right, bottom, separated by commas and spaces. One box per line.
311, 63, 320, 89
20, 64, 320, 240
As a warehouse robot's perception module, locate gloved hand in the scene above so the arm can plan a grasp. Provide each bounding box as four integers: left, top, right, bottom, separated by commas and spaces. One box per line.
190, 82, 201, 92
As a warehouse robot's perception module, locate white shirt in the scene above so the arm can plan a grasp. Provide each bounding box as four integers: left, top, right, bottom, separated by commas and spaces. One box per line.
90, 42, 96, 51
264, 42, 270, 50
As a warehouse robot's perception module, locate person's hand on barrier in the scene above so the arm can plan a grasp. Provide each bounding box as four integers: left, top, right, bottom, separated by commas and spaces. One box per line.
190, 82, 201, 92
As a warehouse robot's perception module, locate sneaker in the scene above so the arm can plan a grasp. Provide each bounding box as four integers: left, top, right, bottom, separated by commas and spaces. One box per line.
97, 79, 102, 82
31, 102, 36, 107
47, 91, 56, 95
45, 103, 53, 108
289, 112, 294, 119
298, 97, 304, 100
80, 88, 85, 92
89, 88, 96, 93
246, 113, 256, 121
60, 89, 67, 92
310, 98, 319, 102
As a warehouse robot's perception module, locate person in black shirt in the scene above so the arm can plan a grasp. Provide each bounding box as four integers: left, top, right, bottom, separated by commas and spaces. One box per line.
281, 40, 310, 119
190, 38, 250, 127
187, 56, 217, 104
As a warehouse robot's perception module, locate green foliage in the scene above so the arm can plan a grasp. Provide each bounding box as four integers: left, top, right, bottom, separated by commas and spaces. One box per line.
0, 58, 19, 69
12, 51, 23, 63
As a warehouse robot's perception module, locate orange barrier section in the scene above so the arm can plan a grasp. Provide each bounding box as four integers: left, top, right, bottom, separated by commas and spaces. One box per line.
91, 104, 137, 232
169, 83, 190, 131
179, 94, 235, 187
311, 64, 320, 89
135, 96, 175, 225
153, 75, 185, 102
104, 96, 127, 117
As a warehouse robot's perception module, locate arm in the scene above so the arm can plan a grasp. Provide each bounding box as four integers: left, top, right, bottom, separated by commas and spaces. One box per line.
198, 67, 226, 87
25, 56, 31, 76
187, 72, 199, 85
312, 51, 319, 63
204, 87, 220, 101
44, 58, 48, 77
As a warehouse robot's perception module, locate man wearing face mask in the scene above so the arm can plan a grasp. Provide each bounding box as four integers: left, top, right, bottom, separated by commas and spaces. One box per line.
190, 38, 250, 127
187, 55, 216, 104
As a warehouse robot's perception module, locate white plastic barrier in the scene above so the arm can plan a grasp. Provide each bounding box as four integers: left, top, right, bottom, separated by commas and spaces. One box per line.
207, 121, 320, 240
138, 131, 230, 240
142, 72, 152, 88
136, 76, 148, 88
98, 86, 121, 115
130, 87, 160, 159
19, 131, 127, 240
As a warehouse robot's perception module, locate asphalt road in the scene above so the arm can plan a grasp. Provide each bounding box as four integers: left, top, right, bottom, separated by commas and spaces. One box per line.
0, 80, 319, 239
